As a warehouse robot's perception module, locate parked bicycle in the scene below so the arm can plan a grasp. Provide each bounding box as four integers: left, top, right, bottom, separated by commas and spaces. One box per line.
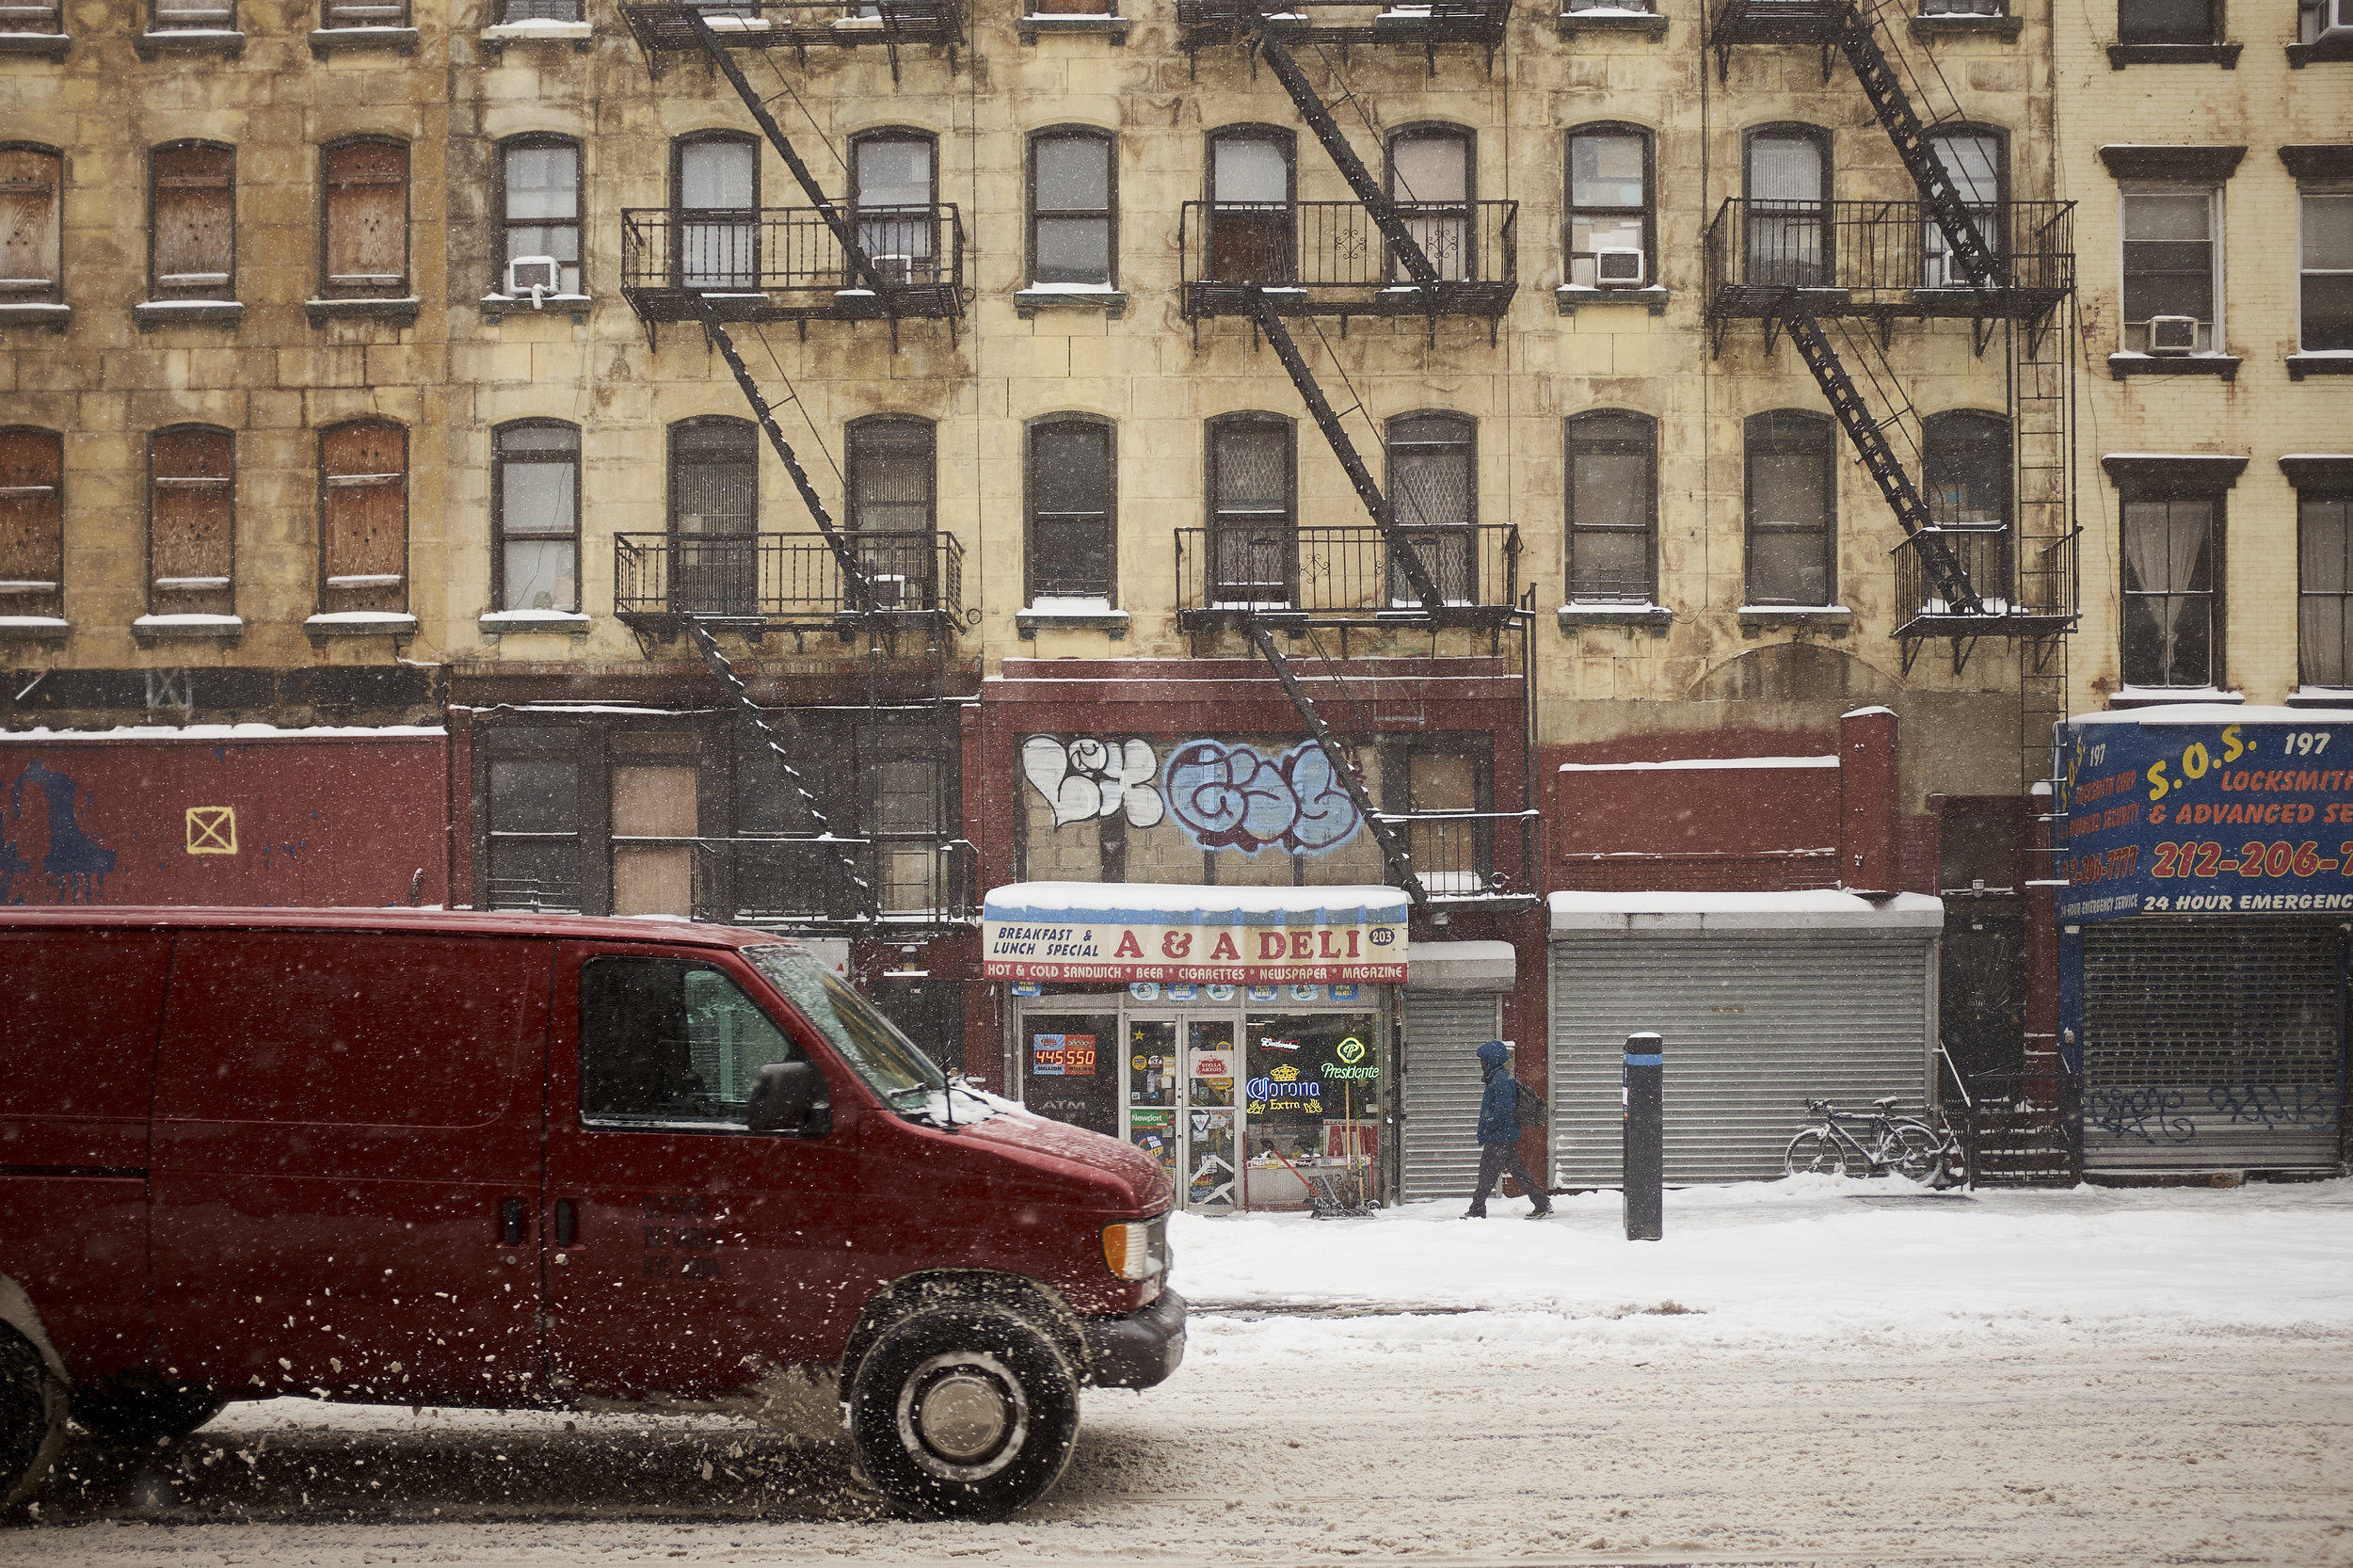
1783, 1096, 1958, 1183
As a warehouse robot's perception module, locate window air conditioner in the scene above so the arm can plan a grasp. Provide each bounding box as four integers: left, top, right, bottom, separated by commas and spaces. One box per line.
1594, 248, 1646, 288
2146, 314, 2199, 355
2322, 0, 2353, 40
505, 255, 561, 307
868, 253, 915, 286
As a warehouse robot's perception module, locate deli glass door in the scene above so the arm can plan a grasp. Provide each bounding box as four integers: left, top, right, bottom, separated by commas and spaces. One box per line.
1183, 1016, 1241, 1212
1124, 1018, 1180, 1196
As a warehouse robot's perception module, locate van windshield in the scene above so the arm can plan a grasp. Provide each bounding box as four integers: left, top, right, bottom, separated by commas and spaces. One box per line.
743, 944, 947, 1110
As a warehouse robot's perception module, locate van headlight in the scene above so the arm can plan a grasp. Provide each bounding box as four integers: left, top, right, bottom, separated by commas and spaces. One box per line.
1101, 1215, 1169, 1282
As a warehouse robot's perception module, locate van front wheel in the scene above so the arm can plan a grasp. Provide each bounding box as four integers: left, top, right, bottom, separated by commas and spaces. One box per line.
0, 1326, 68, 1512
846, 1304, 1080, 1521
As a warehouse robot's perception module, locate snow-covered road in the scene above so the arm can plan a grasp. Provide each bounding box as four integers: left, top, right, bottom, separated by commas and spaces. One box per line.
10, 1179, 2352, 1567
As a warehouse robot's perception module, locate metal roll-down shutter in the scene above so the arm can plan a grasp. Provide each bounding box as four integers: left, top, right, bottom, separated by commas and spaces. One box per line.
2082, 918, 2344, 1173
1549, 934, 1936, 1186
1400, 990, 1503, 1201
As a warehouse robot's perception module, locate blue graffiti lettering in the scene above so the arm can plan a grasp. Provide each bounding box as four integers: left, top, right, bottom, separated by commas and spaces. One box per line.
1163, 739, 1364, 856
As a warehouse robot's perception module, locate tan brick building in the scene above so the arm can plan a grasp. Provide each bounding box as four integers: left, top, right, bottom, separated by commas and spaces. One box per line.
5, 0, 2208, 1195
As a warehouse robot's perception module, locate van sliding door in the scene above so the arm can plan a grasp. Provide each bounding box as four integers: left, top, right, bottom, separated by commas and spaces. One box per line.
149, 932, 553, 1402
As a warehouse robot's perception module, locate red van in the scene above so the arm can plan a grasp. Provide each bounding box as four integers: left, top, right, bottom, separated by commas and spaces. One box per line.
0, 908, 1180, 1519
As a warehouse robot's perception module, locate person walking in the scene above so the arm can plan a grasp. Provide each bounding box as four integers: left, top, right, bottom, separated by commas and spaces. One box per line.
1465, 1039, 1552, 1218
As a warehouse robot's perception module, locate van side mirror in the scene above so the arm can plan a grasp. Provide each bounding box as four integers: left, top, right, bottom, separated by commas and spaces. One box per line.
746, 1061, 830, 1137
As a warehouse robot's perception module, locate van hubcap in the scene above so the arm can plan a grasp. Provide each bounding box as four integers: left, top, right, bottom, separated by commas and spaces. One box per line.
916, 1374, 1009, 1462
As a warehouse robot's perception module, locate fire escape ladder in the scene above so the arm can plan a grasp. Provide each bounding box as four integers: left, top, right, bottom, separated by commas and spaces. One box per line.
1251, 28, 1446, 294
1245, 290, 1448, 616
681, 10, 897, 300
690, 296, 879, 616
682, 616, 878, 920
1775, 306, 1982, 614
1830, 0, 2002, 291
1247, 623, 1433, 912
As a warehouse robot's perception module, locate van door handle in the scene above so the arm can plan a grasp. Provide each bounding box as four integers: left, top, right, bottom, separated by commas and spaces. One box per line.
555, 1200, 577, 1247
502, 1198, 527, 1246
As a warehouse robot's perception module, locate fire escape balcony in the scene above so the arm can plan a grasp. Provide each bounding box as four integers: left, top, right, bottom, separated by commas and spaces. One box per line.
1175, 522, 1522, 632
1179, 200, 1518, 322
1175, 0, 1513, 52
1706, 0, 1849, 45
620, 206, 965, 326
618, 0, 964, 59
1704, 197, 2073, 330
1376, 808, 1539, 913
614, 530, 966, 640
1892, 524, 2076, 643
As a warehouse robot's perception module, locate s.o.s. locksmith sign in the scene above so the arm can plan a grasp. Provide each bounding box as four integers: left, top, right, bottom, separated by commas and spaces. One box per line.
982, 915, 1407, 984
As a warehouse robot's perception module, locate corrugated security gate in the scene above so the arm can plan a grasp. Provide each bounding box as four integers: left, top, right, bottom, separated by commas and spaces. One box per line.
1401, 990, 1504, 1200
2082, 918, 2344, 1172
1550, 934, 1935, 1185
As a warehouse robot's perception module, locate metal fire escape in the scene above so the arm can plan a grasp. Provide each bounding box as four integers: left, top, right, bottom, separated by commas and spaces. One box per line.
615, 4, 975, 935
1706, 0, 2078, 792
1179, 5, 1536, 914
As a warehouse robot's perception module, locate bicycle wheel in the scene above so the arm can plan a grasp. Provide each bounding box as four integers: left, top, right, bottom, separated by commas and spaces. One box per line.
1888, 1123, 1945, 1183
1784, 1128, 1849, 1177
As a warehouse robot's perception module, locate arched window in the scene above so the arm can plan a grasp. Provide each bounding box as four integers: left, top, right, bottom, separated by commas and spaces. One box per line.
319, 137, 409, 300
1388, 125, 1472, 282
1923, 126, 2007, 287
0, 427, 64, 623
672, 132, 758, 290
497, 135, 582, 297
493, 421, 581, 614
1565, 123, 1653, 291
1923, 409, 2013, 601
150, 424, 234, 620
1386, 411, 1475, 604
0, 145, 64, 307
1206, 411, 1293, 607
1565, 409, 1657, 604
847, 414, 937, 611
319, 419, 408, 616
1743, 124, 1831, 288
851, 128, 939, 286
1206, 126, 1295, 284
667, 416, 758, 615
150, 141, 235, 303
1744, 409, 1835, 606
1027, 126, 1115, 289
1025, 413, 1115, 605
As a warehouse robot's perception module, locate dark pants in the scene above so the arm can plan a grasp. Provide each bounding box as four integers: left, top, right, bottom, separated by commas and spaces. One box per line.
1467, 1141, 1550, 1216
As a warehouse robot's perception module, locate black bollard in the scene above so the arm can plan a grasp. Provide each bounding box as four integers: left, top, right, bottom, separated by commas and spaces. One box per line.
1622, 1032, 1663, 1241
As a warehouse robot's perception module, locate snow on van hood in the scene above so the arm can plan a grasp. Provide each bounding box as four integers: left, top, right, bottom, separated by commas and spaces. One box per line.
958, 1106, 1173, 1212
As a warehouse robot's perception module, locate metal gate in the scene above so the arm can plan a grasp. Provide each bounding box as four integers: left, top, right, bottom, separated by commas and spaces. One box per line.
1549, 935, 1935, 1185
1401, 990, 1503, 1201
2081, 918, 2344, 1172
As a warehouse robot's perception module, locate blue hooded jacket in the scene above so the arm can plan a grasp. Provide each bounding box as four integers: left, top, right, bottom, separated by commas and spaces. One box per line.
1475, 1039, 1520, 1144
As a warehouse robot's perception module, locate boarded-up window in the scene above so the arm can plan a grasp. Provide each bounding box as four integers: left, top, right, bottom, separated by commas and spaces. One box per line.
0, 146, 63, 307
0, 5, 63, 35
0, 427, 63, 622
150, 425, 233, 618
151, 2, 235, 30
151, 143, 233, 302
320, 421, 406, 615
322, 1, 408, 24
321, 140, 408, 300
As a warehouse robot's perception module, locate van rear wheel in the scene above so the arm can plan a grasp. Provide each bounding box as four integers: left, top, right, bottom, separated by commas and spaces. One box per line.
0, 1326, 67, 1512
846, 1304, 1080, 1521
72, 1382, 227, 1447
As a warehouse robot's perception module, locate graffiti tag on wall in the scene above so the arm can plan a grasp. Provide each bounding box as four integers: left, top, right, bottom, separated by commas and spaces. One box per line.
3, 759, 115, 904
1022, 737, 1166, 828
1161, 740, 1362, 855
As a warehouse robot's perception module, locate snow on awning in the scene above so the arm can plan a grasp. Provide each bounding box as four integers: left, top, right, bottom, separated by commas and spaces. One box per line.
1405, 939, 1515, 991
1549, 889, 1944, 936
984, 881, 1408, 984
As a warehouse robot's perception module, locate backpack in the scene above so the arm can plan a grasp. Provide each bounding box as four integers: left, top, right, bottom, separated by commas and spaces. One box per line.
1513, 1082, 1547, 1128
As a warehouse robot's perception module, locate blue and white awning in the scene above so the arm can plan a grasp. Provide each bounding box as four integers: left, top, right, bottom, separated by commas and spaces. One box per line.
983, 882, 1408, 984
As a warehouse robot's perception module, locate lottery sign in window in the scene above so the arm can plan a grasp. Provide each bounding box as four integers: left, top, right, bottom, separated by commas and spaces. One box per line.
1031, 1032, 1097, 1077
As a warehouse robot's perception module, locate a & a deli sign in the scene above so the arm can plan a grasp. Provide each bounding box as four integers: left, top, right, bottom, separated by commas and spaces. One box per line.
983, 915, 1407, 984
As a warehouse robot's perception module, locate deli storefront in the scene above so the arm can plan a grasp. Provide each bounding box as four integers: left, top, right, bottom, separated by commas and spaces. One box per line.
2057, 709, 2351, 1176
984, 884, 1409, 1212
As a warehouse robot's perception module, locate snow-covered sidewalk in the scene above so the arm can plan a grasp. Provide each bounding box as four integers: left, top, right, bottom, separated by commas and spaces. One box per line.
1173, 1176, 2353, 1353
